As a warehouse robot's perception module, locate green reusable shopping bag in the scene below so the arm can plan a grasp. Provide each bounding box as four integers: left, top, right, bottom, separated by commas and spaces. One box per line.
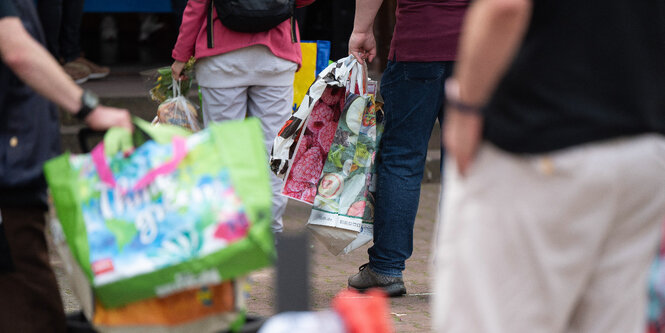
44, 117, 274, 308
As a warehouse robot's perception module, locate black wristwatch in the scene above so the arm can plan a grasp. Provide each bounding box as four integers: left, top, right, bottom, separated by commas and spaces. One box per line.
75, 90, 99, 120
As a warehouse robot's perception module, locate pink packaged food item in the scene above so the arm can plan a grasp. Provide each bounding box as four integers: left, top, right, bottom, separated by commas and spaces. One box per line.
282, 86, 345, 204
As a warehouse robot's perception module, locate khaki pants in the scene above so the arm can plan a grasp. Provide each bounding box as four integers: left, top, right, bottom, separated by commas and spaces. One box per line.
0, 206, 66, 333
433, 135, 665, 333
200, 85, 292, 234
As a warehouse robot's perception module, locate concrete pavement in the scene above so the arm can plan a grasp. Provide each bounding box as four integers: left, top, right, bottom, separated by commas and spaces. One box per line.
246, 182, 441, 332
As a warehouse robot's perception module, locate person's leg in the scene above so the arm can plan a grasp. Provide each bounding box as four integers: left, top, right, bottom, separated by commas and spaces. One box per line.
199, 86, 248, 127
366, 61, 449, 277
59, 0, 84, 63
246, 85, 294, 234
0, 207, 66, 333
436, 64, 452, 173
566, 135, 665, 333
59, 0, 103, 82
37, 0, 64, 60
432, 136, 665, 332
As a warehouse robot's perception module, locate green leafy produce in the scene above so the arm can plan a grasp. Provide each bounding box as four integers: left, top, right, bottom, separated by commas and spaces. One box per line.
149, 57, 196, 103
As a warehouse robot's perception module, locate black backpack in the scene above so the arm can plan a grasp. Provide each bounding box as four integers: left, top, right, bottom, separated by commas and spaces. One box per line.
207, 0, 297, 48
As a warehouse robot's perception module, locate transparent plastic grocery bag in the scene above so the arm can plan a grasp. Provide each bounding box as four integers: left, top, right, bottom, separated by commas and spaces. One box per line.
154, 78, 202, 132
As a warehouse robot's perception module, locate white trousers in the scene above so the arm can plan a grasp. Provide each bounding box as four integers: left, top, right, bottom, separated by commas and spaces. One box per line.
433, 135, 665, 333
200, 85, 292, 233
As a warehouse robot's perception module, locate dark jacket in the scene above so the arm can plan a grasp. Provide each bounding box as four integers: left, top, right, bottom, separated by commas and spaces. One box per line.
0, 0, 61, 209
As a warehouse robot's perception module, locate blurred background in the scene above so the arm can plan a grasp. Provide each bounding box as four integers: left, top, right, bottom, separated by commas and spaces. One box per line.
78, 0, 397, 72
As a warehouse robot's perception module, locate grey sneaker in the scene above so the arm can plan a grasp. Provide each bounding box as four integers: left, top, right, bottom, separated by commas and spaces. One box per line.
348, 263, 406, 297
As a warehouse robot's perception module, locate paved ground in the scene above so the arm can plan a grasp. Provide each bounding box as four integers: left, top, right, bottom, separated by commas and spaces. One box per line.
51, 69, 444, 332
247, 183, 441, 332
52, 183, 442, 332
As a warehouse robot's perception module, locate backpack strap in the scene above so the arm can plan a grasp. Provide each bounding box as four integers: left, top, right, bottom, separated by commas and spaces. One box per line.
290, 1, 297, 43
207, 0, 215, 48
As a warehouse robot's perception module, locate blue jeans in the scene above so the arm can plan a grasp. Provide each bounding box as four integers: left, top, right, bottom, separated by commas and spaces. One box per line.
368, 61, 453, 277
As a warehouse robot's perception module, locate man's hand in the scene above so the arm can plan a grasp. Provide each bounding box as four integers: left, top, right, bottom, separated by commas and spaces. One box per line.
85, 106, 132, 132
349, 30, 377, 63
444, 110, 483, 177
171, 60, 186, 80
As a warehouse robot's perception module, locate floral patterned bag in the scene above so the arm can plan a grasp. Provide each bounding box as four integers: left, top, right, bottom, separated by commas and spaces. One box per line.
306, 91, 383, 256
271, 56, 383, 255
44, 118, 274, 308
271, 56, 365, 202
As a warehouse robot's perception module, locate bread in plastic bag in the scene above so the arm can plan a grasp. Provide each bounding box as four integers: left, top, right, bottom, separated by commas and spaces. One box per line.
154, 79, 201, 132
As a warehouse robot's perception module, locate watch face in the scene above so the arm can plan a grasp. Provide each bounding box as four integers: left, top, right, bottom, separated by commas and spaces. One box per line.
83, 91, 100, 109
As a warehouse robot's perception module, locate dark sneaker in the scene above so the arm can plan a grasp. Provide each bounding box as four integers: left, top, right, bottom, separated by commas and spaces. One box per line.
348, 263, 406, 297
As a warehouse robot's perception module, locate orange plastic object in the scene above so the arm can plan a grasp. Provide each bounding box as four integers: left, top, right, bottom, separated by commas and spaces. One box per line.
93, 281, 235, 326
332, 289, 394, 333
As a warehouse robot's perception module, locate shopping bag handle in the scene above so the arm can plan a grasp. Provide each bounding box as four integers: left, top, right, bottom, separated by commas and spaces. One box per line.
347, 57, 368, 96
102, 116, 192, 157
92, 117, 191, 193
91, 136, 188, 193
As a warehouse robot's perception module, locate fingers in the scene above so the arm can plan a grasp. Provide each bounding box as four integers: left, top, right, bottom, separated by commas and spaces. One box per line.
84, 106, 133, 132
456, 152, 472, 177
171, 67, 181, 80
171, 61, 185, 80
351, 50, 365, 63
116, 110, 133, 132
443, 111, 483, 178
367, 49, 376, 63
348, 31, 376, 63
446, 142, 473, 177
350, 49, 374, 64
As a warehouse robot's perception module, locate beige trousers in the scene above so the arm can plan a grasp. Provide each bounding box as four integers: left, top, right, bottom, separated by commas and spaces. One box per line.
432, 135, 665, 333
200, 85, 293, 234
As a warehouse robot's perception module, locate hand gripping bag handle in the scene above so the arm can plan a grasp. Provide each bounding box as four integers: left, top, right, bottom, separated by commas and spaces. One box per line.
347, 58, 368, 96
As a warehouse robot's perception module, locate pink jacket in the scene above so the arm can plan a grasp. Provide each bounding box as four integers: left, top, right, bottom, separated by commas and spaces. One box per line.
172, 0, 315, 66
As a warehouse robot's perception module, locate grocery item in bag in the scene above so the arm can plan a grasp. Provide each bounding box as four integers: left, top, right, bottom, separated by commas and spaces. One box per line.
155, 79, 201, 131
281, 86, 346, 203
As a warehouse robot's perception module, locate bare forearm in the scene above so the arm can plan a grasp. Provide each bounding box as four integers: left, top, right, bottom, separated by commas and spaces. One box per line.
353, 0, 384, 34
0, 18, 82, 114
454, 0, 532, 106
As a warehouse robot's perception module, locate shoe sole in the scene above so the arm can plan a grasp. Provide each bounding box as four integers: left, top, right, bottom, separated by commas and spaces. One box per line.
74, 76, 89, 84
88, 72, 110, 80
348, 285, 407, 297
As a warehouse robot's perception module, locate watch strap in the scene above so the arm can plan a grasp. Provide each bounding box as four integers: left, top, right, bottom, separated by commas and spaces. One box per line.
75, 90, 97, 120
